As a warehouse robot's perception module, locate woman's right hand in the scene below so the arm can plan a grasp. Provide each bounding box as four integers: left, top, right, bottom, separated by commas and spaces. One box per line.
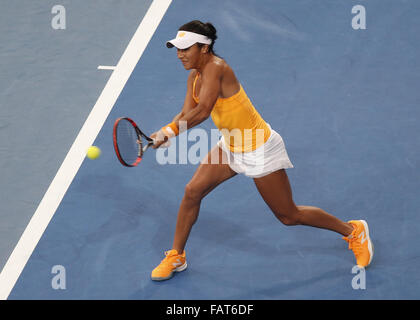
150, 130, 170, 149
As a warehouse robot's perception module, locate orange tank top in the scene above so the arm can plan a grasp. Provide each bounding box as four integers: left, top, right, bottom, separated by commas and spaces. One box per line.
193, 72, 271, 153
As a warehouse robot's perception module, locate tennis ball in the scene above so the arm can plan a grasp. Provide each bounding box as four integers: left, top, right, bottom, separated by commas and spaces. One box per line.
87, 146, 101, 159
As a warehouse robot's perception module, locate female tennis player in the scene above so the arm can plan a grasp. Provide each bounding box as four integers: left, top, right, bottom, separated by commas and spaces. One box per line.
150, 20, 373, 281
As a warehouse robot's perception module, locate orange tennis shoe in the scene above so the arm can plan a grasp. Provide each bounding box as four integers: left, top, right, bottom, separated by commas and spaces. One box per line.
151, 249, 187, 281
343, 220, 374, 268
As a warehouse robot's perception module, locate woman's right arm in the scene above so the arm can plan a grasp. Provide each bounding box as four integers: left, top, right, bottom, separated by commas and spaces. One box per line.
178, 70, 198, 117
151, 70, 198, 148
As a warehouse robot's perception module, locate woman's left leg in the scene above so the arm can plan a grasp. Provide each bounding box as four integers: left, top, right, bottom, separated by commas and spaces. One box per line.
253, 169, 354, 236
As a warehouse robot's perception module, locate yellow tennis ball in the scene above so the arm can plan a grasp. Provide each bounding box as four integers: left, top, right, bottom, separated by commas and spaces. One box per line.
87, 146, 101, 159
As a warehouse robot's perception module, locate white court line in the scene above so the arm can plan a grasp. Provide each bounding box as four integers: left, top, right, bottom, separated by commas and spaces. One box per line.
98, 65, 116, 70
0, 0, 172, 300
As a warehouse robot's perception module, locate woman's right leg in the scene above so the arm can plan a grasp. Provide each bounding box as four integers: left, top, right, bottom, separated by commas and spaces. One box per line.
151, 145, 237, 281
172, 145, 237, 253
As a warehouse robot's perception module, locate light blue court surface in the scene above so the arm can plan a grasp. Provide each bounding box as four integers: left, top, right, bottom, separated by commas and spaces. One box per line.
2, 0, 420, 299
0, 0, 153, 272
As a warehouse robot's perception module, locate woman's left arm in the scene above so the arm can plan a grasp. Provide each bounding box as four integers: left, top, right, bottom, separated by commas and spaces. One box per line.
175, 62, 223, 131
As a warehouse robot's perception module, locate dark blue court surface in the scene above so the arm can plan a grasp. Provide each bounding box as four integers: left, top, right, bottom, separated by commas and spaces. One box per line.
4, 0, 420, 299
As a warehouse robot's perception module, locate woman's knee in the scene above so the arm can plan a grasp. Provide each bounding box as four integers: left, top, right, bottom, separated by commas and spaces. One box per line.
273, 209, 301, 226
184, 182, 206, 202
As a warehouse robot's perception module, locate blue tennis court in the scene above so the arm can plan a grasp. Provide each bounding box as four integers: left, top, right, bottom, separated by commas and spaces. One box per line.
1, 0, 420, 300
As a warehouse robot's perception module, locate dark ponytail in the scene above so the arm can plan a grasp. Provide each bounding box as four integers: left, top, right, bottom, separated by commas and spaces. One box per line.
179, 20, 218, 55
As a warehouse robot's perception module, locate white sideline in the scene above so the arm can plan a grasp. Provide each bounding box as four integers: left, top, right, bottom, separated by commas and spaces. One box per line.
0, 0, 172, 300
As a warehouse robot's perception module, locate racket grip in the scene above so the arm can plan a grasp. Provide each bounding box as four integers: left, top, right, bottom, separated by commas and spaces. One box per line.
151, 137, 171, 148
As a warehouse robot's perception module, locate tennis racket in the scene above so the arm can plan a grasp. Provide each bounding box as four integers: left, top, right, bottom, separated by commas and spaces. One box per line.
113, 117, 154, 167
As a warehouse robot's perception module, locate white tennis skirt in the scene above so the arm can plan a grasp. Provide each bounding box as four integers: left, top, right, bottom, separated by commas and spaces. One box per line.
216, 124, 294, 178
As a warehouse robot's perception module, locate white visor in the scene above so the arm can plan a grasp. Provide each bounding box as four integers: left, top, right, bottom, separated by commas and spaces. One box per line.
166, 31, 212, 49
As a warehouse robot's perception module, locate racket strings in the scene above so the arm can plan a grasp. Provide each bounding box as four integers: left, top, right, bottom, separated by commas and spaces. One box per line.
116, 119, 141, 165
